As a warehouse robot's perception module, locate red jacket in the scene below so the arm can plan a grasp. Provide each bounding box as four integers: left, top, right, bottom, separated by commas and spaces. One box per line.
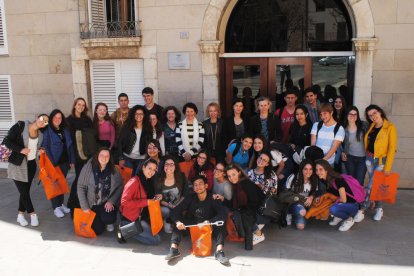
120, 176, 148, 222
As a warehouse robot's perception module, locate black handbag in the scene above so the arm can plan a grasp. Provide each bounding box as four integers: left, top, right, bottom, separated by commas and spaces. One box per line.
118, 217, 143, 240
260, 194, 286, 221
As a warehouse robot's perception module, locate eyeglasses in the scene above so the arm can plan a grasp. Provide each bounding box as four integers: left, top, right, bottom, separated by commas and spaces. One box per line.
164, 162, 175, 167
348, 113, 358, 117
214, 167, 224, 172
258, 156, 270, 163
197, 155, 207, 160
368, 111, 379, 118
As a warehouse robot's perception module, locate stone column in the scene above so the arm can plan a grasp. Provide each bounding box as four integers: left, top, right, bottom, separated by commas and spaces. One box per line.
199, 40, 222, 113
71, 47, 89, 100
352, 37, 378, 110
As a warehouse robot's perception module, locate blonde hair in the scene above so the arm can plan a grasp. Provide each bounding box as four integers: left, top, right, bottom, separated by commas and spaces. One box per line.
205, 102, 221, 118
256, 96, 272, 111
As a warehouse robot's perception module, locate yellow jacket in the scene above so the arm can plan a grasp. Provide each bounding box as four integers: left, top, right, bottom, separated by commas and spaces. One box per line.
364, 119, 398, 172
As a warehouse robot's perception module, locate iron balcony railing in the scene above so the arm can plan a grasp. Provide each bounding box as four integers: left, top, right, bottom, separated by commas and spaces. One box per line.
80, 21, 141, 39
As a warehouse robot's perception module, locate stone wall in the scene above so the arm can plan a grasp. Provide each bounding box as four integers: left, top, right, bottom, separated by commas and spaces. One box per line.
0, 0, 79, 118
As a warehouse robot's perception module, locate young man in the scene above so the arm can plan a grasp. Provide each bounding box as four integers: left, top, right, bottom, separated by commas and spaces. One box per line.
275, 90, 298, 143
249, 97, 282, 142
226, 134, 254, 170
111, 93, 130, 144
142, 87, 163, 120
311, 103, 345, 166
304, 87, 320, 124
165, 175, 229, 265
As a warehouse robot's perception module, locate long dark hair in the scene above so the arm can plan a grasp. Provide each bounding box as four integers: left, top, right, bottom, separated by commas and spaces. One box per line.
146, 113, 163, 139
145, 139, 162, 160
91, 147, 115, 174
93, 102, 112, 130
156, 155, 184, 193
193, 149, 213, 172
225, 163, 249, 182
315, 159, 341, 189
124, 105, 147, 131
230, 98, 245, 118
293, 104, 312, 126
344, 106, 364, 142
252, 152, 274, 180
365, 104, 388, 124
333, 95, 347, 124
290, 159, 318, 194
49, 109, 67, 130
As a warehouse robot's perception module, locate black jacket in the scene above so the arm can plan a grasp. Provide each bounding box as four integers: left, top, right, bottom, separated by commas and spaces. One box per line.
203, 118, 225, 157
249, 113, 282, 142
118, 126, 148, 160
2, 121, 26, 166
222, 116, 250, 147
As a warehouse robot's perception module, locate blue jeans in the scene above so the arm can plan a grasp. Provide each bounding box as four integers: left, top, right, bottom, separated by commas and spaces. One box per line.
344, 154, 367, 186
330, 203, 359, 220
123, 156, 143, 174
362, 156, 386, 209
288, 204, 307, 227
132, 220, 161, 245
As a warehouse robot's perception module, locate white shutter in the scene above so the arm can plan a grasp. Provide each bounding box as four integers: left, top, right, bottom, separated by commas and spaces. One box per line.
0, 0, 9, 55
89, 0, 106, 29
0, 75, 15, 167
90, 59, 144, 114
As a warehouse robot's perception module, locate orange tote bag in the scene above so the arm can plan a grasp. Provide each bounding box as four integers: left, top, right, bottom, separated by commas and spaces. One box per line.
116, 165, 133, 185
179, 161, 193, 178
190, 225, 212, 257
73, 208, 97, 238
370, 171, 399, 204
39, 152, 69, 200
148, 199, 163, 236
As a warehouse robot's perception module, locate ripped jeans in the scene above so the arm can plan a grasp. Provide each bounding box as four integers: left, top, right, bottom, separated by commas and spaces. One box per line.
362, 155, 386, 210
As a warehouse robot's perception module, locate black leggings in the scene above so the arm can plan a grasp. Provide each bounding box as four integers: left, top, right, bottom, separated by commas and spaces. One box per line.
91, 204, 118, 235
14, 160, 37, 213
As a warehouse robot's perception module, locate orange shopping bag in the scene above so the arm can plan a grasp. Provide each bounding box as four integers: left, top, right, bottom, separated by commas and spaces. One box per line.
179, 161, 193, 178
226, 212, 244, 242
190, 225, 212, 257
370, 171, 399, 204
116, 165, 133, 185
148, 199, 163, 236
73, 208, 97, 238
39, 152, 69, 200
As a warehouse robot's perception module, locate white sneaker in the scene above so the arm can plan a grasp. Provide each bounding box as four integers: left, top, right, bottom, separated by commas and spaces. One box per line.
17, 214, 28, 227
257, 224, 265, 231
286, 214, 292, 226
54, 207, 65, 218
339, 218, 355, 232
329, 217, 343, 226
353, 210, 365, 223
30, 214, 39, 227
60, 204, 71, 214
164, 222, 173, 234
252, 233, 265, 246
373, 208, 383, 221
106, 224, 115, 232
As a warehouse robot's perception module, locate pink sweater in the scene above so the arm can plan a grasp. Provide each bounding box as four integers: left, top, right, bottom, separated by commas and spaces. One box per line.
98, 120, 115, 149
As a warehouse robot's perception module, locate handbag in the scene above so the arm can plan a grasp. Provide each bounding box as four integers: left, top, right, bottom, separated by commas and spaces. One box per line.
260, 194, 286, 222
118, 217, 143, 240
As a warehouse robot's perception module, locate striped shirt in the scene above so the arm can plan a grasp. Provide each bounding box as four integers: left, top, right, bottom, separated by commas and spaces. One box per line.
311, 122, 345, 165
175, 121, 205, 157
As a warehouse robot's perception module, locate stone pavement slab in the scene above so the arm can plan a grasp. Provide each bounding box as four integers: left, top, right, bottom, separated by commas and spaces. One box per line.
0, 172, 413, 276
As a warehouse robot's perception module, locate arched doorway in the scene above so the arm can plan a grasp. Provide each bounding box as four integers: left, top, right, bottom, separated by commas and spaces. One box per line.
199, 0, 377, 117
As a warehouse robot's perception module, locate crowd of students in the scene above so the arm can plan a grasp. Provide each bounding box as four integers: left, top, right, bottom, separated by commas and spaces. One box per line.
2, 85, 398, 265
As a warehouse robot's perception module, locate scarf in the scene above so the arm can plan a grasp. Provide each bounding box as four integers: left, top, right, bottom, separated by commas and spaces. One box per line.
180, 117, 199, 153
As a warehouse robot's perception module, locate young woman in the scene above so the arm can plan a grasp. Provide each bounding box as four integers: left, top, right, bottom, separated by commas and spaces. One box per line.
285, 159, 318, 230
42, 109, 75, 218
93, 103, 115, 149
248, 135, 269, 169
315, 159, 359, 232
333, 96, 347, 126
4, 114, 49, 226
175, 102, 205, 161
248, 152, 277, 196
118, 105, 149, 172
288, 104, 312, 149
119, 158, 162, 245
226, 163, 263, 250
66, 97, 94, 215
212, 162, 233, 209
77, 147, 123, 235
203, 103, 225, 163
341, 106, 368, 186
162, 106, 181, 158
249, 97, 282, 142
354, 104, 398, 222
147, 113, 165, 155
135, 139, 163, 175
154, 156, 187, 233
223, 99, 249, 147
188, 149, 214, 191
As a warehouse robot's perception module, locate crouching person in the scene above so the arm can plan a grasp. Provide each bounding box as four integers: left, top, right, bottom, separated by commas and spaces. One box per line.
77, 147, 123, 235
118, 158, 162, 245
165, 175, 230, 265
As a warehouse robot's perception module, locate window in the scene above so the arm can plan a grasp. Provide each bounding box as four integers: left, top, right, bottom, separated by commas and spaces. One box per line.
90, 59, 144, 114
0, 75, 15, 167
0, 0, 8, 55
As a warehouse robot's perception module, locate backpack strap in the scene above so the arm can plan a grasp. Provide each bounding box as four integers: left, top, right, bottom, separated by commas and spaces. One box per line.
316, 121, 340, 137
232, 141, 242, 157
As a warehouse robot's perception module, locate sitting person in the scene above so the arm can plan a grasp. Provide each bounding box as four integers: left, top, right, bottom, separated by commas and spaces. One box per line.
226, 134, 254, 170
119, 158, 162, 244
77, 147, 123, 235
188, 149, 214, 191
212, 162, 233, 209
285, 159, 318, 230
165, 175, 229, 265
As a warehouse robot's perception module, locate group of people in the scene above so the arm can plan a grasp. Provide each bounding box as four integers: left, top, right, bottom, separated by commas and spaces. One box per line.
2, 85, 397, 265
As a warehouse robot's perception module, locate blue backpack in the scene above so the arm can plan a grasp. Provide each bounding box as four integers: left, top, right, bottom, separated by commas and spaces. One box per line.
333, 174, 366, 203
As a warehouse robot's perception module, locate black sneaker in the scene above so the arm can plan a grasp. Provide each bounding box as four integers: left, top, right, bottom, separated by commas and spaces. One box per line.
214, 250, 230, 266
165, 247, 181, 261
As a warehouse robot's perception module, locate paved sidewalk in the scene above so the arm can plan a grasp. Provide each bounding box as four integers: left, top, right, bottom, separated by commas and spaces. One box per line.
0, 171, 413, 276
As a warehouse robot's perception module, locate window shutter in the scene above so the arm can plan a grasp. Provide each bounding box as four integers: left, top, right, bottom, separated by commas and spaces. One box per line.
89, 0, 106, 30
0, 75, 15, 167
0, 0, 9, 55
90, 59, 145, 114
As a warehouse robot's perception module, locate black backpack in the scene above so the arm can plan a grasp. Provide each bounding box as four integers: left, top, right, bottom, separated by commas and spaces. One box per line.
259, 194, 288, 228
